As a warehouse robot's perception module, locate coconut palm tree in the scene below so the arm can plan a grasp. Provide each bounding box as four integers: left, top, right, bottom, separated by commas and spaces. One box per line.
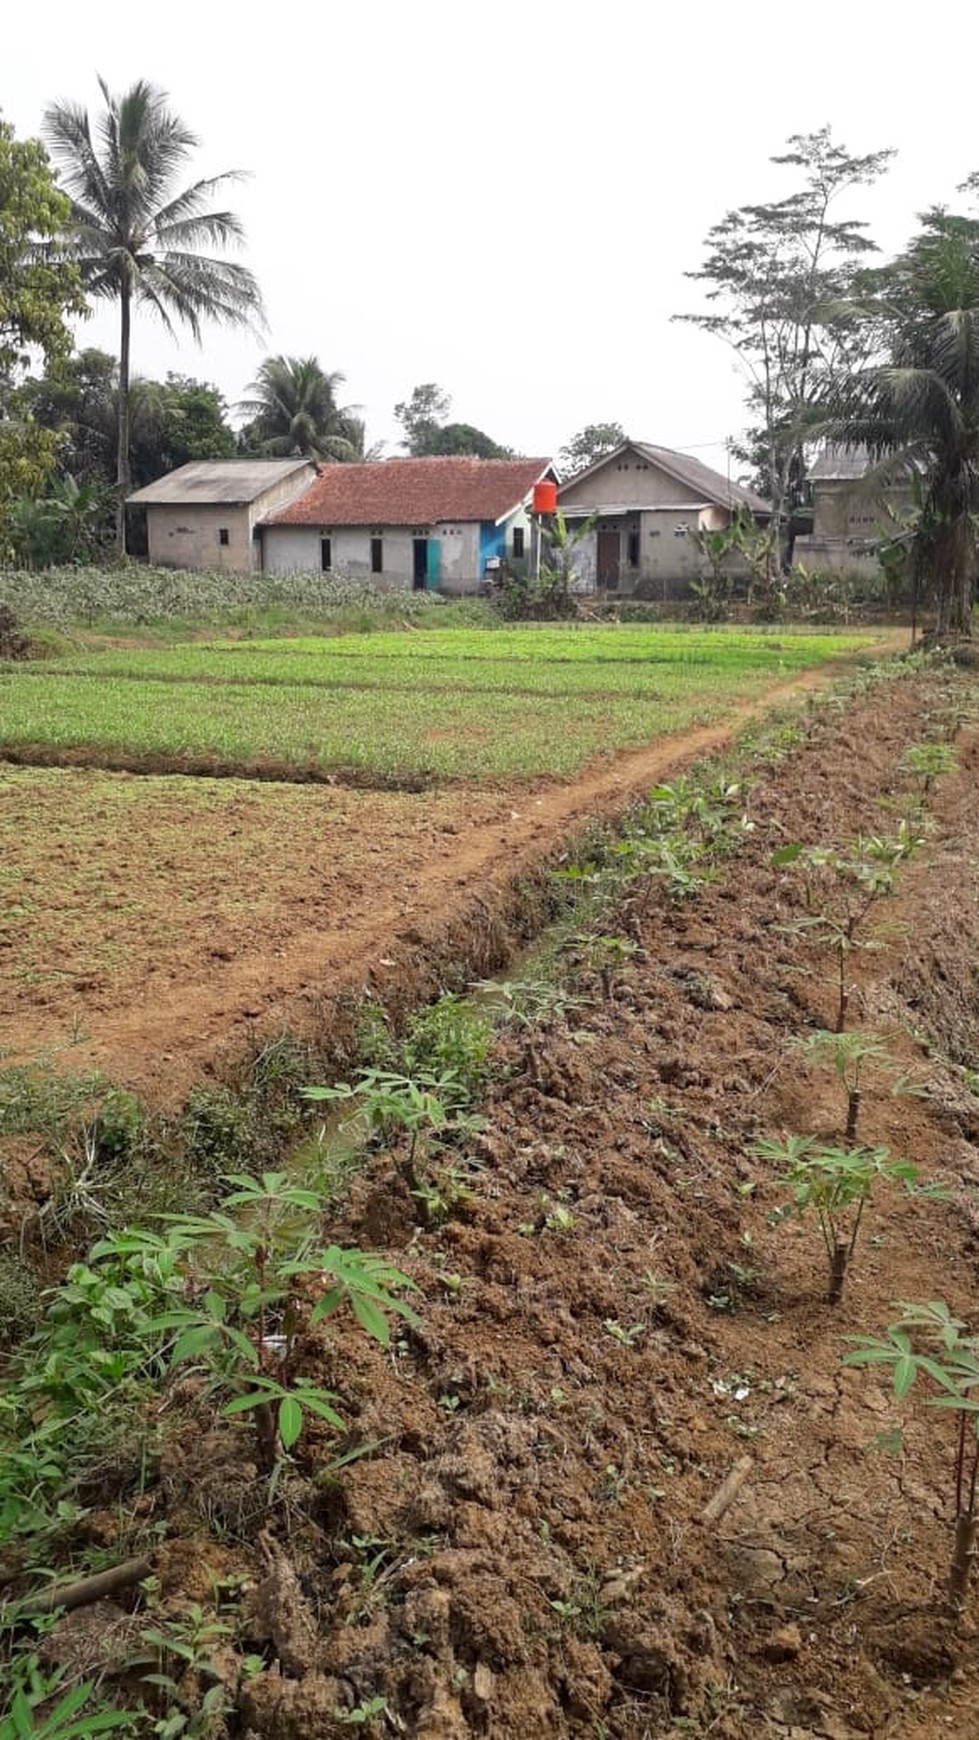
43, 77, 263, 551
238, 355, 367, 461
828, 209, 979, 637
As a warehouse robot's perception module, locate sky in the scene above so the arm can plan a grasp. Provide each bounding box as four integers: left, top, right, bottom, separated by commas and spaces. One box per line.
6, 0, 979, 479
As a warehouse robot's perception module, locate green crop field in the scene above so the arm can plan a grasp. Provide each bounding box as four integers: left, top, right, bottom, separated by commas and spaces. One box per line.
0, 624, 877, 785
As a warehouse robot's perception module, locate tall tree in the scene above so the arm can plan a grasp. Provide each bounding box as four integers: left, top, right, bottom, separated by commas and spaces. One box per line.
677, 128, 894, 573
0, 113, 85, 525
394, 381, 511, 457
43, 77, 263, 551
238, 355, 364, 461
828, 201, 979, 637
558, 422, 625, 476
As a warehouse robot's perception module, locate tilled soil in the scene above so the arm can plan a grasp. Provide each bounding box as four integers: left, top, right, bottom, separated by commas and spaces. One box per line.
0, 655, 897, 1103
37, 659, 979, 1738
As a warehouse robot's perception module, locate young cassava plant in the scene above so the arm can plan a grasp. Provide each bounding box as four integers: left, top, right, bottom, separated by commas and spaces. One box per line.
303, 1067, 483, 1222
756, 1135, 917, 1304
774, 823, 921, 1031
845, 1302, 979, 1609
98, 1172, 417, 1475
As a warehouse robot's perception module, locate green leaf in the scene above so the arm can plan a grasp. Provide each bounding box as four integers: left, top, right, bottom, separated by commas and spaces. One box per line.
772, 843, 803, 865
278, 1394, 303, 1449
350, 1293, 391, 1346
893, 1353, 916, 1399
170, 1323, 219, 1366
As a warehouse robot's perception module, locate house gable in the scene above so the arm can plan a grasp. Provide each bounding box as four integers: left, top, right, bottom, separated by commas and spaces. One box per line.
558, 444, 707, 511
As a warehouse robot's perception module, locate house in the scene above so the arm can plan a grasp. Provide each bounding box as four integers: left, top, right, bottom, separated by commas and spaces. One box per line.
794, 446, 914, 575
260, 456, 555, 592
556, 440, 769, 596
128, 459, 317, 573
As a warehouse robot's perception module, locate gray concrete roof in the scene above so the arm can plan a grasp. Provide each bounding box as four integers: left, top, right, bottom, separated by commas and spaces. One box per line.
808, 445, 871, 482
634, 444, 770, 514
128, 460, 314, 506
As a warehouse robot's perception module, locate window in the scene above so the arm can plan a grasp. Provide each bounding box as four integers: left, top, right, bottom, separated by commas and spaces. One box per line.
370, 536, 383, 574
512, 526, 525, 559
218, 527, 230, 547
627, 531, 640, 567
320, 536, 332, 572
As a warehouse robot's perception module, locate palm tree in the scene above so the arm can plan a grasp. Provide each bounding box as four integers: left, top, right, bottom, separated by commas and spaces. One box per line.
238, 355, 367, 461
43, 77, 263, 551
828, 210, 979, 637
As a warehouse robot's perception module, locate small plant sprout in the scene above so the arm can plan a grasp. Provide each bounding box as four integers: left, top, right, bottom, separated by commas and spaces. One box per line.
560, 930, 639, 1002
793, 1029, 895, 1143
899, 740, 958, 801
774, 823, 922, 1031
603, 1319, 645, 1348
755, 1135, 918, 1304
844, 1302, 979, 1609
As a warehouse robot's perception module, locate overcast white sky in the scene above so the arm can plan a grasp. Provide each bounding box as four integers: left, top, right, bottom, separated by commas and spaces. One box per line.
6, 0, 979, 477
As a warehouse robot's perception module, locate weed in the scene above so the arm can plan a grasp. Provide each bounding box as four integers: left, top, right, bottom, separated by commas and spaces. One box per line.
402, 994, 493, 1100
603, 1319, 645, 1348
0, 1658, 133, 1739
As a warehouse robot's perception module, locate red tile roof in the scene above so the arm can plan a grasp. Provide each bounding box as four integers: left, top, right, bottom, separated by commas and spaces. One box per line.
265, 456, 552, 527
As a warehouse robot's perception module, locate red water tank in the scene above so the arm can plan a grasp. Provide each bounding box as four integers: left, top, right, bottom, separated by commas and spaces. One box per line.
532, 480, 558, 515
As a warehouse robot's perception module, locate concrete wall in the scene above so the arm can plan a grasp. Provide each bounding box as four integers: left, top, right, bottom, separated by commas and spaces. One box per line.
811, 479, 911, 541
565, 507, 751, 595
146, 465, 315, 573
262, 517, 516, 593
559, 450, 706, 511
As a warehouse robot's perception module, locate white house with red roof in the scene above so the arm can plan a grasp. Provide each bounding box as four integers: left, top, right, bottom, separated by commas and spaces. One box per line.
259, 455, 555, 592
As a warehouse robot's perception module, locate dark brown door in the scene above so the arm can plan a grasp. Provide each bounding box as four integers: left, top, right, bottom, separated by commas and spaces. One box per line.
597, 528, 620, 589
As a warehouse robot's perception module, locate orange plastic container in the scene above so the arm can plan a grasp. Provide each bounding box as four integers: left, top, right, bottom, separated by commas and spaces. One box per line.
532, 480, 558, 515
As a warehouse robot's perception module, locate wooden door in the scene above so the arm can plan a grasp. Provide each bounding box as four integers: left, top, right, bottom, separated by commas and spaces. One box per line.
597, 528, 620, 589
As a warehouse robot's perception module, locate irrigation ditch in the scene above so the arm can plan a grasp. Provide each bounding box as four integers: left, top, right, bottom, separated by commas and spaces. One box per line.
5, 650, 979, 1735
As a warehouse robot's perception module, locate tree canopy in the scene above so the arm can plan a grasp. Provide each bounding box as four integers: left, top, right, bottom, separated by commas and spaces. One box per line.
0, 113, 86, 525
238, 355, 365, 461
678, 127, 894, 570
42, 77, 263, 549
826, 199, 979, 636
557, 422, 625, 476
394, 382, 512, 458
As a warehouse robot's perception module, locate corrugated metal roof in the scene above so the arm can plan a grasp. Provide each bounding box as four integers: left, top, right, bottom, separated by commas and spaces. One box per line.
128, 459, 315, 506
265, 457, 553, 527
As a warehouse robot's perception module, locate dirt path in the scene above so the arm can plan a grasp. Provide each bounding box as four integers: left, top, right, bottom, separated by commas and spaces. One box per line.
1, 637, 906, 1100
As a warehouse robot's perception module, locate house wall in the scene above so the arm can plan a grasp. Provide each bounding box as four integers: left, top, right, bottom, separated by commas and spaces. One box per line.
559, 452, 706, 511
147, 503, 256, 572
262, 521, 493, 592
146, 465, 315, 573
793, 478, 914, 577
565, 507, 745, 595
811, 479, 911, 541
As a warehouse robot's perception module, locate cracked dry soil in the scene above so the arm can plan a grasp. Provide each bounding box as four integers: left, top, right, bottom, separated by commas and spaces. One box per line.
39, 662, 979, 1737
